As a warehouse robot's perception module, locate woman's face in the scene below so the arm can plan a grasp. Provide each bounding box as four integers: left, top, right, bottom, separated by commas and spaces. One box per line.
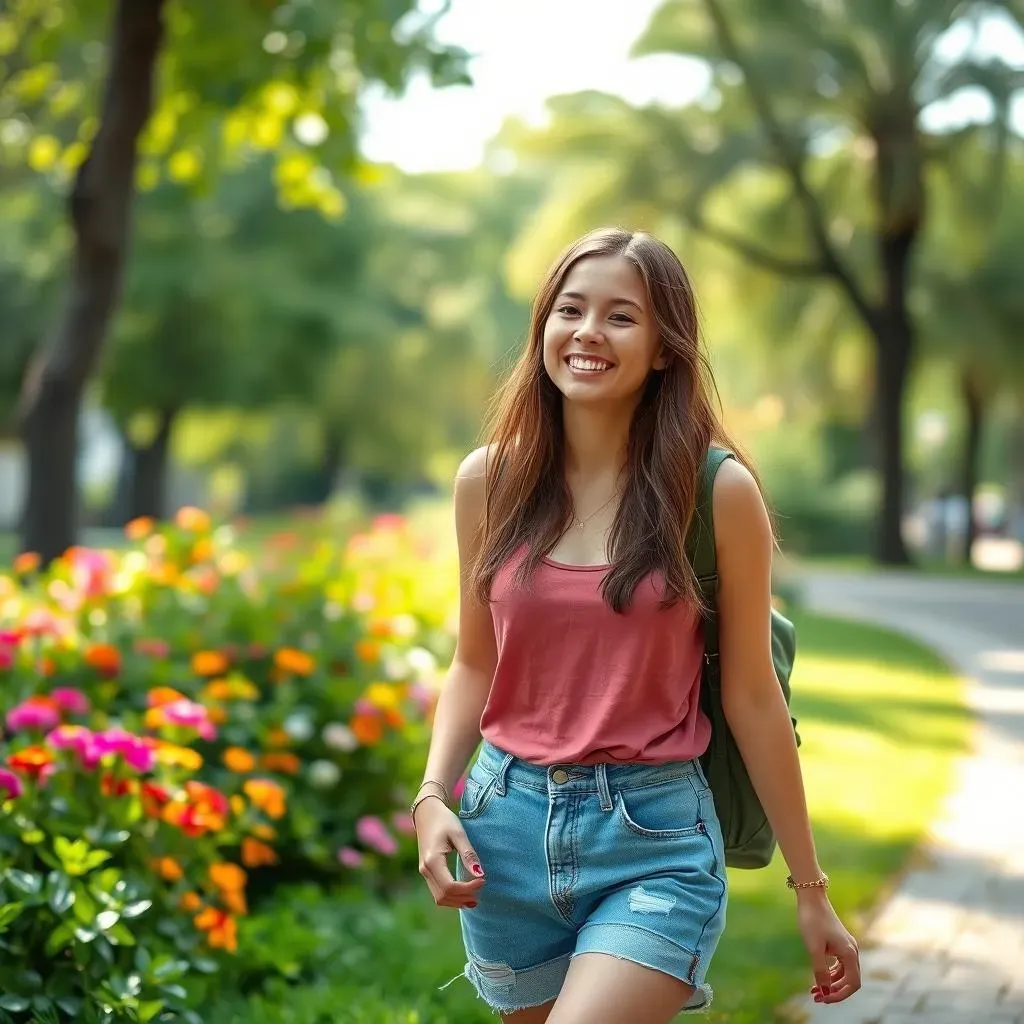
542, 254, 665, 408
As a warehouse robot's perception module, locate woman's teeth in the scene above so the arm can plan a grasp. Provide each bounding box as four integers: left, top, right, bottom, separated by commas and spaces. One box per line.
567, 355, 612, 372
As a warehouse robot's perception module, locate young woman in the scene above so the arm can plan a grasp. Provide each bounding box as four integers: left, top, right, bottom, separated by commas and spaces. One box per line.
412, 228, 861, 1023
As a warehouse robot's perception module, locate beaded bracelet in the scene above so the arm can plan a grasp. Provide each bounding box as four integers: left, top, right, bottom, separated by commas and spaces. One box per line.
410, 779, 450, 822
786, 873, 830, 891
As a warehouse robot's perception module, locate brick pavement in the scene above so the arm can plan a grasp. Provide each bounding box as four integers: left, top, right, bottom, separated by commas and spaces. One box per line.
782, 573, 1024, 1024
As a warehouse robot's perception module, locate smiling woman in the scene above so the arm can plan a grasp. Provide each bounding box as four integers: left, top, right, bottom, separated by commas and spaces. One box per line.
411, 227, 862, 1024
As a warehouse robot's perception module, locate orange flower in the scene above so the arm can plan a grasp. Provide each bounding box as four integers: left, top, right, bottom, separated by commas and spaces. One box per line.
369, 620, 392, 639
266, 728, 291, 748
200, 680, 234, 701
273, 648, 315, 677
180, 891, 203, 912
7, 745, 54, 779
141, 781, 172, 817
354, 640, 379, 663
243, 778, 286, 820
144, 707, 168, 731
384, 708, 405, 730
101, 774, 138, 798
175, 506, 211, 533
154, 743, 203, 772
241, 837, 278, 868
209, 862, 247, 892
12, 551, 40, 574
38, 656, 56, 677
208, 705, 228, 725
125, 516, 155, 541
260, 752, 300, 775
84, 643, 121, 677
223, 748, 255, 773
154, 856, 184, 882
148, 562, 179, 587
350, 713, 383, 746
148, 686, 187, 708
194, 907, 237, 952
220, 887, 247, 916
192, 650, 229, 676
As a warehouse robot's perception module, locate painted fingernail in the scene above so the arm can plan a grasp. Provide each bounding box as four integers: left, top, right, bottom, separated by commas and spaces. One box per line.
470, 864, 484, 876
467, 901, 478, 908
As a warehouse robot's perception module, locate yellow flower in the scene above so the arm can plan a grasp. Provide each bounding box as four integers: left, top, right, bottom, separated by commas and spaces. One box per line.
243, 779, 286, 819
364, 682, 401, 711
155, 743, 203, 772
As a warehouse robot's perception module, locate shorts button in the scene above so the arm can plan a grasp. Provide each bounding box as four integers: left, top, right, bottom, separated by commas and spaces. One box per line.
551, 769, 569, 785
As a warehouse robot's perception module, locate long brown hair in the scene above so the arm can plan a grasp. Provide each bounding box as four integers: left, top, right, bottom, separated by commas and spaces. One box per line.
473, 227, 770, 613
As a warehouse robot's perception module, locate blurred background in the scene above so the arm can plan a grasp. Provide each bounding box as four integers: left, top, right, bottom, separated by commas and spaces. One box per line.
0, 3, 1023, 1023
2, 0, 1022, 573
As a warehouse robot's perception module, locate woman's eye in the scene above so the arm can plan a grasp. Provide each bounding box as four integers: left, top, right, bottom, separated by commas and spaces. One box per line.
610, 314, 635, 324
557, 305, 580, 317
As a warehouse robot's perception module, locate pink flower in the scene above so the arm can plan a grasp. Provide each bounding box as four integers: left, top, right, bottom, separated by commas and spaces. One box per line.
47, 724, 97, 766
68, 547, 114, 600
162, 700, 217, 741
0, 631, 20, 670
337, 846, 364, 869
6, 697, 60, 733
452, 776, 466, 801
355, 815, 398, 856
353, 699, 376, 717
92, 728, 155, 773
50, 687, 90, 716
390, 812, 416, 836
0, 768, 22, 799
134, 637, 170, 658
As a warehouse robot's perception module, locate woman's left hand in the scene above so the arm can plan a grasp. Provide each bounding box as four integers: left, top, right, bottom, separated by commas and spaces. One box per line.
796, 891, 862, 1004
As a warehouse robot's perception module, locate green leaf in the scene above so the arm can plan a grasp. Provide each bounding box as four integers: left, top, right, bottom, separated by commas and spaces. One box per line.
106, 923, 135, 946
138, 1001, 164, 1023
0, 903, 24, 932
20, 830, 44, 845
0, 998, 28, 1013
56, 997, 82, 1015
160, 985, 187, 1001
6, 870, 42, 895
48, 879, 75, 916
72, 888, 97, 925
191, 957, 218, 974
83, 850, 111, 871
121, 900, 151, 919
96, 910, 119, 931
44, 922, 74, 956
73, 926, 97, 943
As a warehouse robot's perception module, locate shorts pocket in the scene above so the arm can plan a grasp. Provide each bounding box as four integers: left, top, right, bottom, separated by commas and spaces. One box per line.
615, 779, 706, 840
458, 764, 498, 820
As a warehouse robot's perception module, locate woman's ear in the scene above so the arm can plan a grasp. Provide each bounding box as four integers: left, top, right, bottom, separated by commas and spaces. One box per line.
652, 346, 669, 371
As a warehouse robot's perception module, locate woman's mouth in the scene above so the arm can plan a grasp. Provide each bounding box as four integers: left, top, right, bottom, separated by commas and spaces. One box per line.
566, 353, 614, 375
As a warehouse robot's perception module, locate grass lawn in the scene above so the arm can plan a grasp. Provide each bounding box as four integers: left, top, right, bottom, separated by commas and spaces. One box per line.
209, 611, 970, 1023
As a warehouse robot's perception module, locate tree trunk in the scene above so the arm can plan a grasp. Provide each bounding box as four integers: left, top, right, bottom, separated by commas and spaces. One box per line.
312, 426, 345, 504
16, 0, 167, 563
958, 369, 985, 565
127, 407, 177, 521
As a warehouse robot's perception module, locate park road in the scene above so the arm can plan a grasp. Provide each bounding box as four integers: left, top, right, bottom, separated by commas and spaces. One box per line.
785, 570, 1024, 1024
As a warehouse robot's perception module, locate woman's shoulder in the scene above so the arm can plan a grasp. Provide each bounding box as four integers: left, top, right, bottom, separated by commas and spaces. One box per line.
456, 444, 494, 485
710, 455, 772, 551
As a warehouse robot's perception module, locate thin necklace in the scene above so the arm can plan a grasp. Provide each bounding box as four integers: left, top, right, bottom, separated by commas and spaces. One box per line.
571, 491, 620, 531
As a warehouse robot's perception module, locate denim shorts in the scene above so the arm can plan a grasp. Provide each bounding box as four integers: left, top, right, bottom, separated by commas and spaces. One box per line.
448, 741, 728, 1015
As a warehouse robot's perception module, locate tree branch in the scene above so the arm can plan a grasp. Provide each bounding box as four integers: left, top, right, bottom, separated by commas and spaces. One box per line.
700, 0, 879, 331
683, 207, 826, 277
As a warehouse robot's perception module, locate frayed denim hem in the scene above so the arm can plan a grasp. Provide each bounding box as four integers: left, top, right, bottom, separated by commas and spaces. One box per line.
439, 951, 570, 1014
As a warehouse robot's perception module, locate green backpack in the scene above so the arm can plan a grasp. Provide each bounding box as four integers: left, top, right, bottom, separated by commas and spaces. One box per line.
687, 446, 800, 869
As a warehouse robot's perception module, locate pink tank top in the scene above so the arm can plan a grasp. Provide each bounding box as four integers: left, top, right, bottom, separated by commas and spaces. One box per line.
479, 547, 710, 766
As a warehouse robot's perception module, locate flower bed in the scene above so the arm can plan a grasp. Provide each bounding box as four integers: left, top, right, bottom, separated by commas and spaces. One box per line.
0, 510, 457, 1022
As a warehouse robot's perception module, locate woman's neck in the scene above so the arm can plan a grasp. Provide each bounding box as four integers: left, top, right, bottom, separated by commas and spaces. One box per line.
561, 402, 632, 482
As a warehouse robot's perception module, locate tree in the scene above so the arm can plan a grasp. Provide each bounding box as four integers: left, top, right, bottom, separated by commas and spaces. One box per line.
502, 0, 1024, 563
3, 0, 467, 561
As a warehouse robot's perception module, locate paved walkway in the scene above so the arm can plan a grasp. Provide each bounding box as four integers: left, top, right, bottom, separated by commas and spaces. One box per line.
785, 571, 1024, 1024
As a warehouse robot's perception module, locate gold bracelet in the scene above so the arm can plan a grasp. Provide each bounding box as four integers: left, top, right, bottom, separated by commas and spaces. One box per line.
416, 778, 450, 804
786, 873, 830, 891
410, 791, 448, 823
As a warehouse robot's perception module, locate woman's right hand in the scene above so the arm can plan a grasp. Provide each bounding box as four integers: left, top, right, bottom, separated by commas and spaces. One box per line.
415, 796, 487, 910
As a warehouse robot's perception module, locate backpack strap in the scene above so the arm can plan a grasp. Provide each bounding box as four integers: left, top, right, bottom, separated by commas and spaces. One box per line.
687, 446, 735, 663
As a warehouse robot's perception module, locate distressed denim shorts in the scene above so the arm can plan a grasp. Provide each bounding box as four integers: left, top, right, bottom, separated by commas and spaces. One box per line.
449, 741, 728, 1015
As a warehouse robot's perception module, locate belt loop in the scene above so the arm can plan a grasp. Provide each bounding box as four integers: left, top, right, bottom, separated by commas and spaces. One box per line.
495, 753, 514, 796
595, 763, 613, 812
